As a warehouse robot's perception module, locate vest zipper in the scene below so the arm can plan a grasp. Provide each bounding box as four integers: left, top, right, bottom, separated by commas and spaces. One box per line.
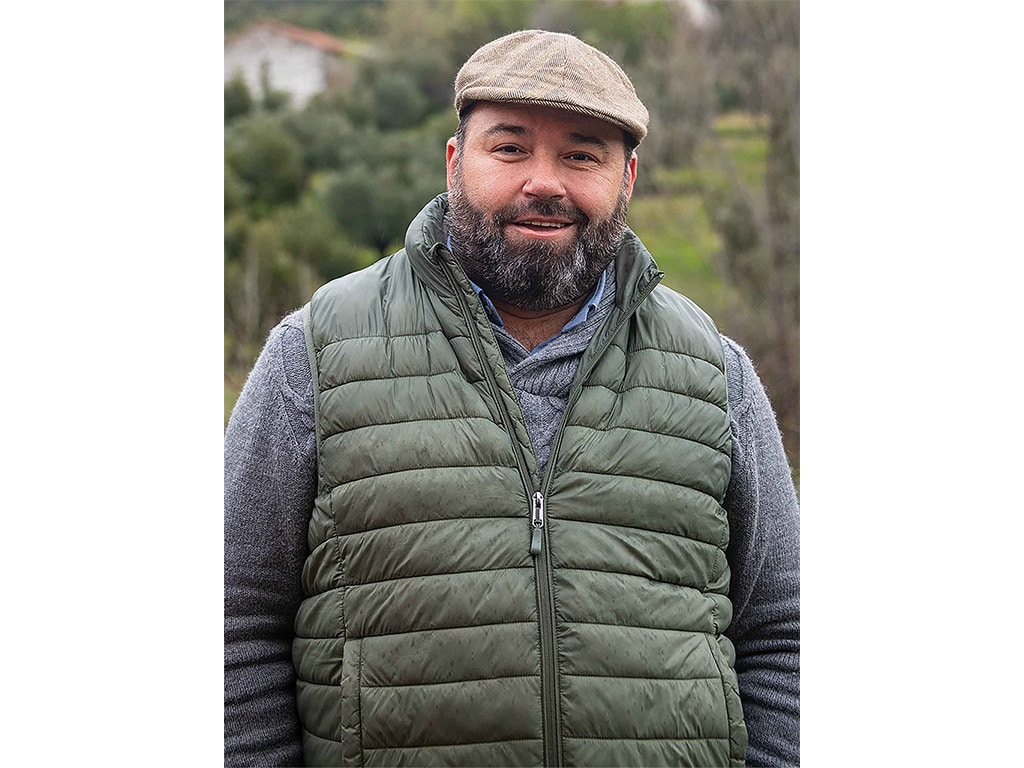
441, 253, 662, 768
530, 489, 561, 766
532, 272, 664, 767
440, 256, 562, 765
530, 491, 544, 555
529, 272, 664, 767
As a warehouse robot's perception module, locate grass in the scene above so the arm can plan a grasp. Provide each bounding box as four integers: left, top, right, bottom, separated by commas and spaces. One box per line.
627, 194, 731, 317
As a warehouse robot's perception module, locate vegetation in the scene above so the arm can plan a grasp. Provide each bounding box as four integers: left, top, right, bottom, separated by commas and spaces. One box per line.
224, 0, 800, 478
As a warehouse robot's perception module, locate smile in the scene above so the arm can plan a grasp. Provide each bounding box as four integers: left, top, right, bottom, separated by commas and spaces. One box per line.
514, 220, 572, 229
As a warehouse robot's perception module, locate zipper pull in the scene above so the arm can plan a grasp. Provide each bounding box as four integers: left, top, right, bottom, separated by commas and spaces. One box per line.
530, 491, 545, 556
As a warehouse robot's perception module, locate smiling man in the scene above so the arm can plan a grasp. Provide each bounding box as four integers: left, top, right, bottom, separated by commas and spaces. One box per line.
225, 30, 800, 768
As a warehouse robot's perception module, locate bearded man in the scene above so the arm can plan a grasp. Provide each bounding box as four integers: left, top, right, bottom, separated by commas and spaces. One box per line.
225, 30, 800, 768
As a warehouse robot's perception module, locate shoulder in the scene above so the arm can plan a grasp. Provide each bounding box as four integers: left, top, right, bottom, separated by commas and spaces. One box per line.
718, 334, 780, 475
720, 334, 762, 422
230, 309, 314, 456
264, 309, 313, 412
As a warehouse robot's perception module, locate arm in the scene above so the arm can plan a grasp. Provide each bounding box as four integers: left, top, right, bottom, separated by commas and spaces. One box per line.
721, 336, 800, 767
224, 310, 316, 767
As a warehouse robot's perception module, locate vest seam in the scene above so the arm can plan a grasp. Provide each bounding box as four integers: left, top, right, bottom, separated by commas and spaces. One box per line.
580, 382, 729, 415
356, 637, 365, 766
319, 414, 497, 439
606, 341, 725, 372
563, 673, 722, 681
343, 565, 532, 590
317, 368, 463, 395
552, 587, 567, 762
564, 620, 719, 633
324, 463, 520, 487
559, 469, 725, 501
564, 423, 732, 457
563, 735, 731, 742
710, 523, 730, 601
301, 302, 323, 492
553, 517, 726, 548
290, 643, 346, 651
554, 566, 717, 593
331, 514, 524, 539
307, 306, 349, 634
319, 328, 448, 345
301, 724, 344, 746
345, 620, 536, 641
362, 737, 542, 752
705, 634, 743, 760
362, 673, 537, 689
333, 525, 346, 635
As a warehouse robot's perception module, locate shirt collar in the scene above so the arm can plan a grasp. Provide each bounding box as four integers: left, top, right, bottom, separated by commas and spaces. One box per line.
473, 275, 605, 330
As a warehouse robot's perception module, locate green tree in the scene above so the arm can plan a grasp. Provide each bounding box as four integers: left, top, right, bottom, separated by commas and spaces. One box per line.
372, 71, 430, 131
225, 115, 306, 218
321, 118, 449, 258
277, 192, 361, 280
701, 0, 801, 466
224, 75, 253, 122
324, 163, 413, 258
283, 108, 356, 172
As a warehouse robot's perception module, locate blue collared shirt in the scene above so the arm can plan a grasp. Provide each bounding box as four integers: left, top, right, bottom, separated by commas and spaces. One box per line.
471, 269, 606, 341
446, 234, 607, 351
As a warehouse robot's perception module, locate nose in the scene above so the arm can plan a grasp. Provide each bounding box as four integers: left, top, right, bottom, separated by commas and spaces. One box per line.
522, 157, 566, 200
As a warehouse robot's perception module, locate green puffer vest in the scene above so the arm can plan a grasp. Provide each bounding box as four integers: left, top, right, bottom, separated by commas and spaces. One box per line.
296, 195, 746, 767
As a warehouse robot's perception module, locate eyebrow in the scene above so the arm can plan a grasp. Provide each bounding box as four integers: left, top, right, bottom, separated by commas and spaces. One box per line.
567, 132, 611, 152
481, 123, 528, 138
480, 124, 612, 153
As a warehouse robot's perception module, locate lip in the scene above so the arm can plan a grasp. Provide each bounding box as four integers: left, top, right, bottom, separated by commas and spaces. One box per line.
507, 218, 576, 239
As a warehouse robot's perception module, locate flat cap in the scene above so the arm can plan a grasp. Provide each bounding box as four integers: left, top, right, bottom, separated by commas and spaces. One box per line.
454, 29, 649, 144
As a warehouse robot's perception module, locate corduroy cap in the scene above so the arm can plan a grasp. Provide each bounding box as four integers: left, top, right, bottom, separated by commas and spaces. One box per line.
454, 29, 650, 145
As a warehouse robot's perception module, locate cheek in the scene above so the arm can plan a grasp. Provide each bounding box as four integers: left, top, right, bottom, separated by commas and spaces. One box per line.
463, 164, 522, 206
580, 182, 626, 217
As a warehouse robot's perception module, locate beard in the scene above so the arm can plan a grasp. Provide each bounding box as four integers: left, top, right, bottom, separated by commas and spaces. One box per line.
444, 170, 630, 312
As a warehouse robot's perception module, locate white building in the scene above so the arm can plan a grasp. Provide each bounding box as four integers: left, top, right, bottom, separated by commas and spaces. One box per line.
224, 20, 374, 108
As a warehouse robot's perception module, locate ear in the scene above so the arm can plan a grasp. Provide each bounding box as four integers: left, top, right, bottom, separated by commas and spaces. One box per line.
445, 138, 458, 190
624, 152, 638, 201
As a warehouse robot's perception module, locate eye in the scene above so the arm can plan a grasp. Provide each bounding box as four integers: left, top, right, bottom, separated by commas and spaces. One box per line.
566, 152, 598, 163
495, 145, 523, 154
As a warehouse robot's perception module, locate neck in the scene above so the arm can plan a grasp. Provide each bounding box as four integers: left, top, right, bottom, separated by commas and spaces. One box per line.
490, 297, 586, 352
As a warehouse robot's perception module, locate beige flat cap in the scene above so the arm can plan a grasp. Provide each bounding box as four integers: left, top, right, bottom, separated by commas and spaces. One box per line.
454, 29, 649, 144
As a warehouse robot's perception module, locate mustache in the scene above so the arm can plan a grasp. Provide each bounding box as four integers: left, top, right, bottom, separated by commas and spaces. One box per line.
491, 199, 590, 227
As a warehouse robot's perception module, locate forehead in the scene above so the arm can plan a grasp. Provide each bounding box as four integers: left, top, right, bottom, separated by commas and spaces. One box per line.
464, 102, 626, 147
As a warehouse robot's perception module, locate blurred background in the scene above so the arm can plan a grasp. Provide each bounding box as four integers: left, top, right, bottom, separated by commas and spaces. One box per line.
224, 0, 799, 481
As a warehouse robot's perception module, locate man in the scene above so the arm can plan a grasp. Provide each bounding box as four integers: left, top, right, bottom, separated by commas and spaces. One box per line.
225, 30, 799, 768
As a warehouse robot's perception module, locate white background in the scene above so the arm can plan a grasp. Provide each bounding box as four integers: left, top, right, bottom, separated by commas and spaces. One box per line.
2, 3, 1021, 764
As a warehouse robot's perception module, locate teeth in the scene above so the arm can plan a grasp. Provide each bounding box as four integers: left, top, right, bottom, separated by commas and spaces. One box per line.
522, 221, 567, 228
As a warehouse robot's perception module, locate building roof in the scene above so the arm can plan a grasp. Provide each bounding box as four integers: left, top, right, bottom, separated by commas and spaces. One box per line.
226, 19, 375, 58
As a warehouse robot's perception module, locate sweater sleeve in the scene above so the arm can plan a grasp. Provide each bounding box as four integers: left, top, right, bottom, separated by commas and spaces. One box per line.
224, 310, 316, 767
721, 336, 801, 767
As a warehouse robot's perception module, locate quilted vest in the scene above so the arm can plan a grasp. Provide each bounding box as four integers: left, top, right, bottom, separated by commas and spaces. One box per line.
296, 195, 746, 767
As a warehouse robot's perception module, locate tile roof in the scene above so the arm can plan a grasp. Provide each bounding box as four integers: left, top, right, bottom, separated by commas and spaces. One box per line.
227, 19, 373, 57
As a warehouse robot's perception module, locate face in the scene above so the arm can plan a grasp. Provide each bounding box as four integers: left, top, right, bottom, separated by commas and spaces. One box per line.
444, 102, 637, 312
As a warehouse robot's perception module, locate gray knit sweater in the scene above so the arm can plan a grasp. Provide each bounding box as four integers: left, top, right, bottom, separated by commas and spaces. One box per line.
224, 271, 800, 767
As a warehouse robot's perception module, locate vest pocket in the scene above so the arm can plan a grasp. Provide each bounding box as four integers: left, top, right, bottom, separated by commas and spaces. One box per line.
341, 637, 365, 767
705, 634, 748, 766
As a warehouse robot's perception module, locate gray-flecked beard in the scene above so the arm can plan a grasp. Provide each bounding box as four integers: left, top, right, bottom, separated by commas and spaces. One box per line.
444, 173, 630, 312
